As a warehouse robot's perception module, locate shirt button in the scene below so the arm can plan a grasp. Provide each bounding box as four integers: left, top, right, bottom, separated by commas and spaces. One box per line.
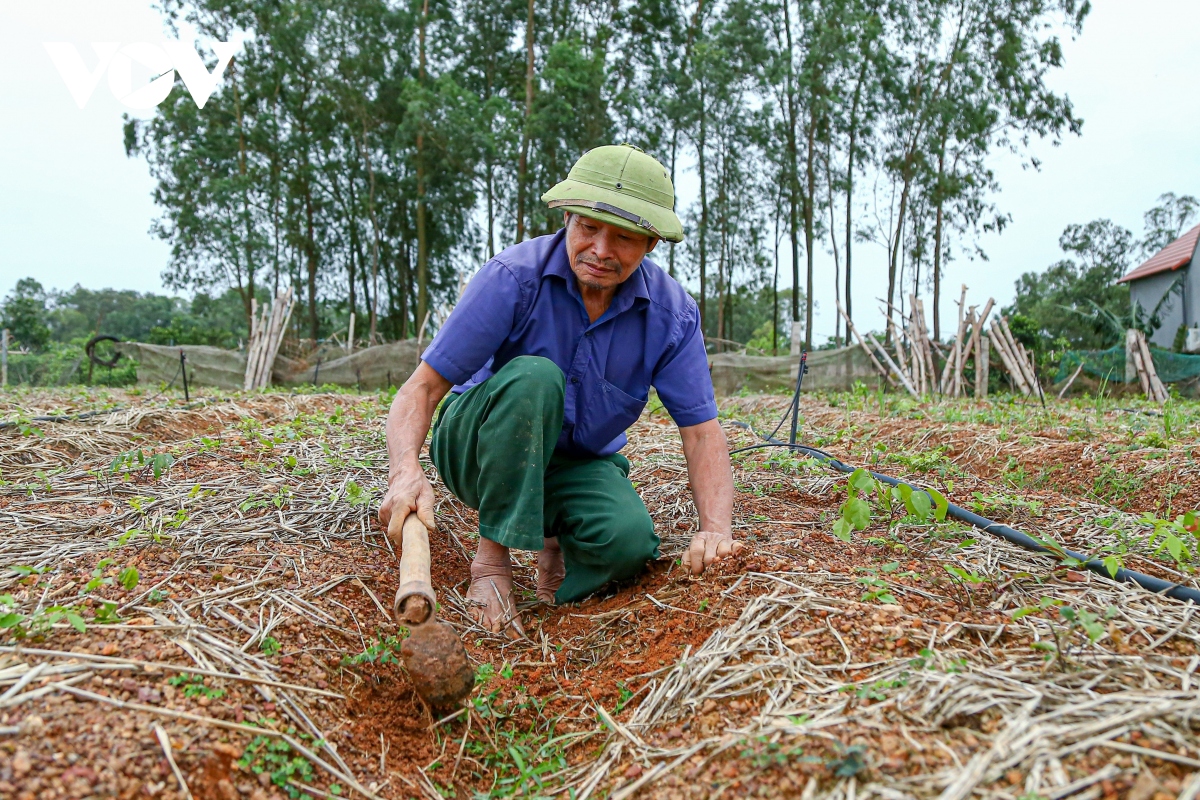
584, 331, 592, 337
571, 376, 579, 384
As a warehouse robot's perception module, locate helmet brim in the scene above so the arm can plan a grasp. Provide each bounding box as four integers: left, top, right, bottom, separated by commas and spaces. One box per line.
542, 178, 684, 243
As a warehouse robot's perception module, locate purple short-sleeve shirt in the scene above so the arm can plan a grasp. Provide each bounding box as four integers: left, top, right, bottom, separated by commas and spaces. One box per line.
421, 229, 717, 457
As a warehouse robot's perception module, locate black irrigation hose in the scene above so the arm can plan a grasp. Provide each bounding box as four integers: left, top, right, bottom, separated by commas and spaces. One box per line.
85, 335, 122, 368
728, 421, 1200, 606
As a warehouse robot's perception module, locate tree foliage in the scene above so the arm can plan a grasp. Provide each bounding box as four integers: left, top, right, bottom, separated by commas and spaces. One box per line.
1010, 193, 1199, 349
112, 0, 1088, 353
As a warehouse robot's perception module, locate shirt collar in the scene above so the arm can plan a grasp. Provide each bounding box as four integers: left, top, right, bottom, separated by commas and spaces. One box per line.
545, 229, 651, 321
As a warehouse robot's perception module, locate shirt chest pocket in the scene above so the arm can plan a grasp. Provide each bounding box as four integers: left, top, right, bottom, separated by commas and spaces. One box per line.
575, 373, 647, 452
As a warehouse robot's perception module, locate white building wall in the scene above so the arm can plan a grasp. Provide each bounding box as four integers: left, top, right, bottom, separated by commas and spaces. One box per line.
1131, 268, 1188, 348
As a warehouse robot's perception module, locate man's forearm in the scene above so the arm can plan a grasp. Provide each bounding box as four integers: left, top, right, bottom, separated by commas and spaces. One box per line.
679, 419, 734, 535
386, 362, 451, 481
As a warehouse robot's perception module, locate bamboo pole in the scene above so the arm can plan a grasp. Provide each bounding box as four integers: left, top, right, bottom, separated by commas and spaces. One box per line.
256, 299, 273, 386
244, 289, 295, 391
257, 288, 295, 391
263, 290, 296, 389
961, 298, 993, 377
1133, 329, 1168, 402
1057, 360, 1085, 400
866, 333, 919, 397
907, 313, 926, 395
1013, 339, 1047, 406
976, 334, 989, 400
940, 291, 967, 395
243, 299, 262, 391
887, 313, 910, 383
912, 297, 937, 394
957, 308, 977, 395
837, 301, 897, 389
940, 341, 956, 395
988, 324, 1031, 396
347, 312, 356, 355
996, 316, 1039, 393
949, 285, 968, 396
1128, 331, 1151, 398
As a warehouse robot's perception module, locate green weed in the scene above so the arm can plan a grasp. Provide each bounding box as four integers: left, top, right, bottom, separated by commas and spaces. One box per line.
168, 673, 226, 699
1090, 464, 1144, 508
345, 634, 406, 666
237, 733, 316, 799
737, 735, 806, 769
111, 448, 175, 480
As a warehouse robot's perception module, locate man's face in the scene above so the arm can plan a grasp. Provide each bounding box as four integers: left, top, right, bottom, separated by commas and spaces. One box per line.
564, 213, 658, 292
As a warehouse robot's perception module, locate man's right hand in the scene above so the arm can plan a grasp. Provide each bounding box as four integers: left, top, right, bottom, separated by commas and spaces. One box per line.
378, 461, 437, 534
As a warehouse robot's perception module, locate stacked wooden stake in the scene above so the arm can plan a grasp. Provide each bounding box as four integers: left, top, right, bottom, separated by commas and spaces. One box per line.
837, 302, 901, 392
1126, 329, 1169, 403
244, 287, 296, 391
939, 297, 996, 398
987, 315, 1039, 397
838, 288, 1015, 401
908, 295, 937, 395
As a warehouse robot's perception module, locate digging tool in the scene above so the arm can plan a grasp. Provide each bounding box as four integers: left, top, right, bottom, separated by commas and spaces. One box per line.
388, 512, 474, 707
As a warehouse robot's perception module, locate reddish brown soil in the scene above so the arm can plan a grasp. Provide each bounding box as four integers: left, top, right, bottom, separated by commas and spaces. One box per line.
1, 390, 1197, 800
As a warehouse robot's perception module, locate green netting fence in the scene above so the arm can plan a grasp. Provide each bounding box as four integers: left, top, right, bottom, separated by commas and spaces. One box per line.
1055, 346, 1200, 384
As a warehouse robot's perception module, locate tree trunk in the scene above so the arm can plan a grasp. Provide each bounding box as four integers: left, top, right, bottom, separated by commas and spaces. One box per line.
486, 158, 496, 259
347, 177, 360, 320
358, 127, 382, 342
304, 179, 318, 342
668, 126, 678, 278
698, 85, 709, 328
773, 199, 780, 354
231, 66, 255, 328
716, 147, 727, 347
485, 46, 497, 259
844, 54, 867, 336
397, 200, 410, 339
515, 0, 535, 242
415, 0, 430, 336
823, 143, 840, 346
886, 172, 913, 345
782, 0, 800, 335
803, 100, 817, 351
931, 148, 946, 340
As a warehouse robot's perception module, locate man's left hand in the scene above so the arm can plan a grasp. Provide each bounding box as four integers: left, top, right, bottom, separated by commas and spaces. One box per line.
685, 531, 743, 576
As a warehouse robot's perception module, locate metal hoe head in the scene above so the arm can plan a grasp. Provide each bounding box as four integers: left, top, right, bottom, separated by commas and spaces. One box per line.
400, 620, 474, 708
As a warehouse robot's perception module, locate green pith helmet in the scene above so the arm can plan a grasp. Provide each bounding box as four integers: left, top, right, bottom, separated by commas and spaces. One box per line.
542, 144, 684, 243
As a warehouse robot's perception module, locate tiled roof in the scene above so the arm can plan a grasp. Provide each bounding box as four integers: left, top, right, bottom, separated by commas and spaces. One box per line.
1118, 223, 1200, 283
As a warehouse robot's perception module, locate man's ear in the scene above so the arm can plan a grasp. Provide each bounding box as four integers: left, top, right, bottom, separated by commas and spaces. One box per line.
646, 237, 659, 255
563, 211, 572, 229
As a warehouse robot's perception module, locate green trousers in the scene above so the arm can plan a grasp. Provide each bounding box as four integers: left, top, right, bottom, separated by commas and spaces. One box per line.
430, 356, 659, 603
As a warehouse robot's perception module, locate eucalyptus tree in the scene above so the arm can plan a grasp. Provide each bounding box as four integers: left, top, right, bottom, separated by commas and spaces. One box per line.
877, 0, 1086, 339
121, 0, 1095, 355
456, 0, 527, 258
821, 0, 887, 335
124, 42, 274, 326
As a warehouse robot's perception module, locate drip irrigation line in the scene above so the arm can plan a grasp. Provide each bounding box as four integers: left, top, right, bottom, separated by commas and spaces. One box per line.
726, 356, 1200, 605
729, 424, 1200, 604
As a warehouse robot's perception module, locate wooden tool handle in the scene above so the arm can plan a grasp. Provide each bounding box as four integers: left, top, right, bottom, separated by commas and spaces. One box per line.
390, 512, 436, 626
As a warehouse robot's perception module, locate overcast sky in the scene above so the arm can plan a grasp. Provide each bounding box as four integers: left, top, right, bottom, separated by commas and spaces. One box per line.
1, 1, 1197, 340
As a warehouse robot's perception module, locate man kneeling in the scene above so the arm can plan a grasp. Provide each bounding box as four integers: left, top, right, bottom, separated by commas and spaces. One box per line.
378, 144, 740, 637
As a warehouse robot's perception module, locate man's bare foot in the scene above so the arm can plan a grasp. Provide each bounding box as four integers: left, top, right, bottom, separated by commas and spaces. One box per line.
537, 537, 565, 604
465, 539, 524, 638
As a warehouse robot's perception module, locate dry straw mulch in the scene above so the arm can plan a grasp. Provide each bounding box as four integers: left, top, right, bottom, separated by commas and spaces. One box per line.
0, 388, 1197, 800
